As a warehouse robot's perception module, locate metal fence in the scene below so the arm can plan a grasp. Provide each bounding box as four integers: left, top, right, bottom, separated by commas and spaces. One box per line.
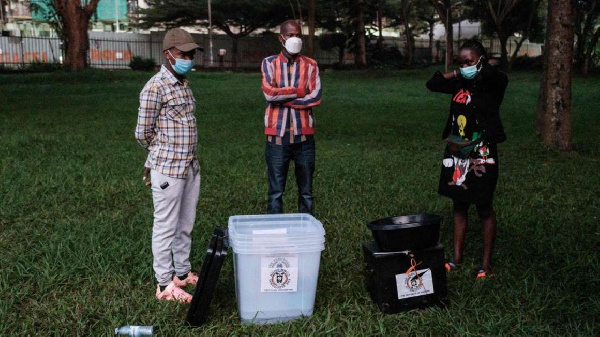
0, 35, 63, 66
0, 32, 542, 70
88, 37, 162, 69
0, 33, 341, 69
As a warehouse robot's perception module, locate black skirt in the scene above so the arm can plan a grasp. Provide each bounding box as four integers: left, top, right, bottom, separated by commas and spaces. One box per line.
438, 142, 499, 204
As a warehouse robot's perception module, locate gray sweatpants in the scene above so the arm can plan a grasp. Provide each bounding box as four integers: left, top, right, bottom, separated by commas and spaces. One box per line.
150, 167, 201, 286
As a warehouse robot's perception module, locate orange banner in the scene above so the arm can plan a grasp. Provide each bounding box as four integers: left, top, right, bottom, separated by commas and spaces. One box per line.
89, 49, 132, 61
0, 52, 48, 63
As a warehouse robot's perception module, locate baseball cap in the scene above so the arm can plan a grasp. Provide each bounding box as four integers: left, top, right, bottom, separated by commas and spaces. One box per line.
162, 28, 203, 52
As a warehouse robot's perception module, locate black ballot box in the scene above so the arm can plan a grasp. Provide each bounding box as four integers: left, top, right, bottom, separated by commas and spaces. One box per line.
363, 241, 448, 314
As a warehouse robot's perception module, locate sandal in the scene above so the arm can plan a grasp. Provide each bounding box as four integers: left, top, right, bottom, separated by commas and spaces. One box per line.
155, 282, 193, 303
172, 271, 199, 287
476, 269, 494, 279
444, 262, 460, 272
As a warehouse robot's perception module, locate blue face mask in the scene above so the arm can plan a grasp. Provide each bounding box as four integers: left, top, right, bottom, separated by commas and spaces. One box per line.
168, 50, 194, 75
460, 57, 482, 79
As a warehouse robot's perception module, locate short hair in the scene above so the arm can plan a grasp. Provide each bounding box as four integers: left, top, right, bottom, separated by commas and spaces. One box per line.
280, 20, 301, 35
459, 40, 488, 60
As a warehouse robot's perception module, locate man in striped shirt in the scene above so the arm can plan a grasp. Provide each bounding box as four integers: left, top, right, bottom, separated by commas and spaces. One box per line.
135, 28, 202, 303
261, 20, 322, 214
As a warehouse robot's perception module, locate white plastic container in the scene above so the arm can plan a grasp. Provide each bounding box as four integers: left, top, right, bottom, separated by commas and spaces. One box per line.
228, 213, 326, 324
229, 214, 325, 238
229, 237, 325, 252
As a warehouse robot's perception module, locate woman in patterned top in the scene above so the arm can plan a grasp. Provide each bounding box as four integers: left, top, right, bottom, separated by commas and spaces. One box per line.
426, 40, 508, 279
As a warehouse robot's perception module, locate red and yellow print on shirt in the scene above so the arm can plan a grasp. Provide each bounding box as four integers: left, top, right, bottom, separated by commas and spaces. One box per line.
453, 89, 472, 105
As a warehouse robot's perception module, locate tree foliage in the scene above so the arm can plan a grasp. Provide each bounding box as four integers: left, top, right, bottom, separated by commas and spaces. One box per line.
139, 0, 287, 37
30, 0, 64, 39
313, 0, 378, 66
31, 0, 101, 70
138, 0, 291, 68
463, 0, 545, 68
430, 0, 456, 71
316, 0, 435, 68
575, 0, 600, 75
382, 0, 435, 66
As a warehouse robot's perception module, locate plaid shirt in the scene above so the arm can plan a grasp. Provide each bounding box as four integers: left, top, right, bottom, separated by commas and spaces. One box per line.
261, 52, 322, 137
135, 65, 199, 179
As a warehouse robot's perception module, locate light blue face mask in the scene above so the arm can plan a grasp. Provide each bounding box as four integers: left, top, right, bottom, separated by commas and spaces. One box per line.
168, 50, 194, 75
460, 56, 482, 79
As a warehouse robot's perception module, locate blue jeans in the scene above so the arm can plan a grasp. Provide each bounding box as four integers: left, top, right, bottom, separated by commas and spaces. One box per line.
265, 138, 315, 214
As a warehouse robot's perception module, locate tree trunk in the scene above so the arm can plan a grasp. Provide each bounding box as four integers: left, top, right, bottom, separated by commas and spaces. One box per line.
428, 21, 435, 63
581, 27, 600, 76
537, 0, 575, 150
54, 0, 100, 71
404, 27, 413, 66
445, 8, 453, 71
401, 0, 413, 67
63, 12, 89, 70
498, 32, 509, 68
308, 0, 315, 58
431, 0, 453, 71
575, 1, 597, 70
508, 36, 526, 69
574, 12, 585, 67
484, 0, 522, 70
338, 45, 345, 65
354, 0, 367, 68
508, 0, 543, 70
231, 37, 238, 69
219, 24, 250, 70
536, 60, 546, 135
376, 1, 384, 50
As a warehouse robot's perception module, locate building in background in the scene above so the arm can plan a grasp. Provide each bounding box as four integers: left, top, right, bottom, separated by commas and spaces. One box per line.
0, 0, 145, 37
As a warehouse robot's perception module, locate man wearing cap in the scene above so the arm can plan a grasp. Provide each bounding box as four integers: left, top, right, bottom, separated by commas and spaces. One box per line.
261, 20, 322, 215
135, 28, 203, 302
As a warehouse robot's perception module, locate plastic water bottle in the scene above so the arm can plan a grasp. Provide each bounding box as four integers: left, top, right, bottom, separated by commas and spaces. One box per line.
114, 325, 153, 336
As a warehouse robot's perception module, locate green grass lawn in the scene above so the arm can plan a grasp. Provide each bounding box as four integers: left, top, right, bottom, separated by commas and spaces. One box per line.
1, 67, 598, 335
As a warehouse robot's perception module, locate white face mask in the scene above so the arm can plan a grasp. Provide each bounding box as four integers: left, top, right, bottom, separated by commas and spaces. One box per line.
282, 36, 302, 55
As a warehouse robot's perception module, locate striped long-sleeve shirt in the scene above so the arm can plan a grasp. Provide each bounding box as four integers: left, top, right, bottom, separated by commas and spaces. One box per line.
135, 65, 199, 179
261, 52, 322, 137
